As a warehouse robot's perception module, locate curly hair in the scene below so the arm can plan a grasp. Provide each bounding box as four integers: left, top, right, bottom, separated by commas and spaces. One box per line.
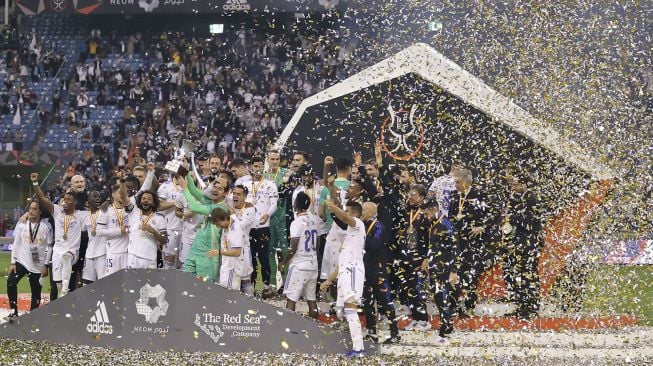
135, 190, 160, 212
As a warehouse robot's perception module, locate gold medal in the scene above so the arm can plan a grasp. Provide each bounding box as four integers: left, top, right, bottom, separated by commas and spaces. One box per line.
407, 226, 415, 235
456, 213, 464, 220
63, 233, 68, 240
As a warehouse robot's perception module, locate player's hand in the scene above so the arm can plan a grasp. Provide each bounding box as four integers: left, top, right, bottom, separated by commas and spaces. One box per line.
115, 169, 126, 180
320, 280, 331, 292
353, 152, 362, 167
448, 272, 459, 286
31, 172, 39, 183
147, 162, 156, 172
470, 226, 485, 238
324, 199, 335, 211
324, 156, 334, 166
19, 212, 29, 224
9, 264, 16, 274
41, 267, 49, 278
140, 223, 154, 234
374, 139, 383, 164
420, 258, 429, 272
259, 214, 270, 225
178, 176, 189, 189
326, 175, 335, 187
207, 249, 220, 258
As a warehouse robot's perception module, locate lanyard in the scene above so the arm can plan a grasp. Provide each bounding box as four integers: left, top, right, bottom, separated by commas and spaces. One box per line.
29, 220, 40, 244
90, 211, 99, 231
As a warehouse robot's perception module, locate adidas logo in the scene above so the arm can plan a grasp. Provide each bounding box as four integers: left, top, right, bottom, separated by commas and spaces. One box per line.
223, 0, 250, 11
86, 301, 114, 335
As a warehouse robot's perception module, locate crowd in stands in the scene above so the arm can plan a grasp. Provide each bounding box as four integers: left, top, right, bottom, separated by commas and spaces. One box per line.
40, 17, 357, 199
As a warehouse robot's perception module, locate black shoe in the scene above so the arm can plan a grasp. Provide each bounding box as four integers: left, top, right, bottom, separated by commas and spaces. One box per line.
382, 334, 401, 344
364, 333, 379, 343
261, 288, 274, 299
440, 324, 454, 335
5, 312, 19, 322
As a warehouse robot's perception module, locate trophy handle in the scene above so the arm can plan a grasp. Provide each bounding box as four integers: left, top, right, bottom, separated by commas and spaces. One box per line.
190, 152, 207, 189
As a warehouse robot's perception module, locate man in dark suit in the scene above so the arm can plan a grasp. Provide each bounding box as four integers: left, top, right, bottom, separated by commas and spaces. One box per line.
502, 171, 543, 319
448, 168, 492, 316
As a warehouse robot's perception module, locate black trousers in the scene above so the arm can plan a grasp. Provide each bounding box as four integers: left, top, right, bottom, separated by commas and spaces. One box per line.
503, 237, 541, 315
363, 261, 399, 336
454, 242, 492, 313
394, 252, 428, 321
432, 279, 455, 337
250, 227, 271, 286
7, 262, 42, 313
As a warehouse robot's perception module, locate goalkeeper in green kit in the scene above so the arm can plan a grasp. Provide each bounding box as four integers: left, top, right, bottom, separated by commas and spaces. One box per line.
179, 173, 230, 283
265, 150, 291, 292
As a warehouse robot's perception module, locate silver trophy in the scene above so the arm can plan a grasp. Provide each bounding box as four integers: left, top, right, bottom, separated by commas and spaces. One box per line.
165, 140, 207, 189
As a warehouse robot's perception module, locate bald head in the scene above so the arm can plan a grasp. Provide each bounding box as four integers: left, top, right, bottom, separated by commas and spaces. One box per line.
71, 175, 86, 193
362, 202, 377, 221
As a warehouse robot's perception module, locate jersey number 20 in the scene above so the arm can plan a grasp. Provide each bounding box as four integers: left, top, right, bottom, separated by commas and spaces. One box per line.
304, 229, 318, 252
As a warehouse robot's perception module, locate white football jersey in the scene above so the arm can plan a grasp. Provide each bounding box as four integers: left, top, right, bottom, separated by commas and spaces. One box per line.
157, 180, 184, 231
289, 213, 320, 271
84, 211, 106, 259
127, 209, 167, 261
338, 217, 365, 269
97, 204, 131, 254
52, 204, 89, 256
243, 178, 278, 229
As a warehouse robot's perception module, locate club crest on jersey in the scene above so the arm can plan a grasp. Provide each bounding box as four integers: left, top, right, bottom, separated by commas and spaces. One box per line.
380, 103, 425, 161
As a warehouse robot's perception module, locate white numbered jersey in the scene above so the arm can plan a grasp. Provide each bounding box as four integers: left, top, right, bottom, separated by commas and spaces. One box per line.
289, 213, 320, 271
338, 217, 365, 269
243, 178, 278, 229
52, 204, 89, 255
157, 180, 184, 231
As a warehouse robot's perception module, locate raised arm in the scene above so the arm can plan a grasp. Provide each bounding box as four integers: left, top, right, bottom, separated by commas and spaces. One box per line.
186, 172, 209, 203
31, 173, 54, 214
179, 176, 212, 216
325, 199, 356, 228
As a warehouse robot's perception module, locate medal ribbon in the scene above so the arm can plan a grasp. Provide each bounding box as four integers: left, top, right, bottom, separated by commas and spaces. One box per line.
252, 179, 265, 201
366, 219, 378, 236
90, 212, 99, 232
63, 213, 73, 239
409, 209, 420, 228
457, 191, 469, 218
429, 213, 445, 236
112, 204, 125, 230
141, 211, 154, 226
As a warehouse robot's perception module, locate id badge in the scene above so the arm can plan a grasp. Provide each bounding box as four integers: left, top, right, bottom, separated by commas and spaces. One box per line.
31, 245, 40, 264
